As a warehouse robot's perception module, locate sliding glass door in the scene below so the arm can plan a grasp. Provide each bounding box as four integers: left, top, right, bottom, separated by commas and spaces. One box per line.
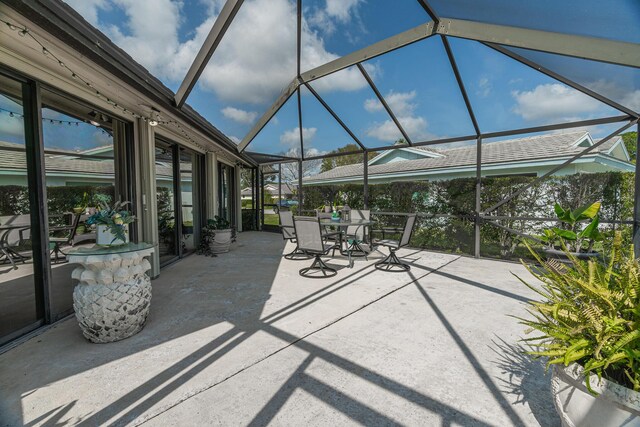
0, 72, 43, 345
218, 162, 236, 228
155, 138, 202, 266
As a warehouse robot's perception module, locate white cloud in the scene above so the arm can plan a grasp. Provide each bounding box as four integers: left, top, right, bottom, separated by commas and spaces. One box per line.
228, 135, 241, 144
622, 90, 640, 112
364, 91, 417, 116
364, 91, 432, 142
67, 0, 368, 106
477, 77, 492, 98
512, 83, 602, 122
221, 107, 258, 124
280, 127, 316, 147
366, 117, 428, 142
0, 115, 25, 138
308, 0, 362, 35
325, 0, 361, 22
63, 0, 109, 26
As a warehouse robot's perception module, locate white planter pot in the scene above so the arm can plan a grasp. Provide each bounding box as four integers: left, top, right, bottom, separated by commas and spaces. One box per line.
210, 228, 232, 253
552, 364, 640, 427
96, 224, 129, 246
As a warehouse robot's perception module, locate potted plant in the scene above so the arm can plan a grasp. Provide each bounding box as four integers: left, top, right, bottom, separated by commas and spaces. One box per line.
515, 232, 640, 426
74, 192, 90, 214
540, 201, 603, 262
204, 215, 233, 254
86, 200, 135, 246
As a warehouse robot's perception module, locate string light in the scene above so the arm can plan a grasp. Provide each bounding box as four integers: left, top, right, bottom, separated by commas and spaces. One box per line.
0, 107, 86, 126
1, 15, 206, 149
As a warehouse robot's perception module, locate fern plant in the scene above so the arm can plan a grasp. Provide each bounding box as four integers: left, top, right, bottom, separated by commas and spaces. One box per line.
515, 232, 640, 393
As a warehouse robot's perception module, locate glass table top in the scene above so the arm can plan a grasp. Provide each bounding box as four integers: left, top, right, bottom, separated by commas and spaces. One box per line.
319, 218, 375, 226
66, 242, 154, 256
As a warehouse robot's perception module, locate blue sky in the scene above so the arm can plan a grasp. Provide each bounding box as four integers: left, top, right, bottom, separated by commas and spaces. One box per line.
2, 0, 637, 157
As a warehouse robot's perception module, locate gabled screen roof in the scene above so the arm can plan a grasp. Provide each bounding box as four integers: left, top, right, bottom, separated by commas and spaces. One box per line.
63, 0, 639, 162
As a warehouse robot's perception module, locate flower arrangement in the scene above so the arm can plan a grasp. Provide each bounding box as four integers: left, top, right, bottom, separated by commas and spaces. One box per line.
86, 200, 135, 245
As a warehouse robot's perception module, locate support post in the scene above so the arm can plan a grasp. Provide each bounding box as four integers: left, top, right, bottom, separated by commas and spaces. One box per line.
298, 160, 304, 210
475, 136, 482, 258
23, 80, 51, 323
136, 118, 160, 278
363, 150, 369, 209
634, 126, 640, 258
235, 165, 242, 232
205, 152, 218, 220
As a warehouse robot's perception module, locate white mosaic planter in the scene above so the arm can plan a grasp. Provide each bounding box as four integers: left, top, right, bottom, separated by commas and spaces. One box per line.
210, 229, 232, 253
552, 364, 640, 427
69, 246, 154, 343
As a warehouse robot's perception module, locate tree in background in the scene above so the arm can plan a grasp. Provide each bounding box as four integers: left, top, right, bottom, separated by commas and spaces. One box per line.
621, 131, 637, 163
320, 144, 377, 172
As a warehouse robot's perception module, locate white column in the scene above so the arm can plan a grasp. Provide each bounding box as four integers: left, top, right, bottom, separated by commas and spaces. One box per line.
235, 166, 242, 232
205, 152, 218, 220
136, 118, 160, 278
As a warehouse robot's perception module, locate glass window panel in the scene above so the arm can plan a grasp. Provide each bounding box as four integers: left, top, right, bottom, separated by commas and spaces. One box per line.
301, 0, 430, 72
180, 150, 198, 254
245, 92, 302, 158
307, 65, 404, 149
156, 142, 178, 265
428, 0, 640, 43
41, 89, 118, 320
0, 73, 42, 344
261, 165, 280, 229
361, 37, 477, 142
299, 85, 362, 157
503, 46, 640, 115
448, 37, 621, 133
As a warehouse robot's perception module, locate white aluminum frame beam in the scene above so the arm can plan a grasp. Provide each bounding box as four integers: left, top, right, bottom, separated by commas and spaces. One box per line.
174, 0, 244, 107
436, 18, 640, 69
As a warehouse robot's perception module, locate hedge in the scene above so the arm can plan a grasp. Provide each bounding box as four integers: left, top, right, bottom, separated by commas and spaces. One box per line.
301, 172, 634, 259
0, 184, 114, 222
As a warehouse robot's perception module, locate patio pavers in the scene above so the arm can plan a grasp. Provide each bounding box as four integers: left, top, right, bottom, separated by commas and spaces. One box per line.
0, 232, 559, 426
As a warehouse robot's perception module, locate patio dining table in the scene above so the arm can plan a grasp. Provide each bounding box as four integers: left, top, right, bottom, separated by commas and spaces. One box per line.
319, 218, 375, 268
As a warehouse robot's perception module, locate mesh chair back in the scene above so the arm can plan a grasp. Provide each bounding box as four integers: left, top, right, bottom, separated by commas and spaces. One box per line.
399, 214, 417, 247
346, 209, 370, 240
294, 216, 324, 253
0, 214, 31, 246
279, 210, 295, 239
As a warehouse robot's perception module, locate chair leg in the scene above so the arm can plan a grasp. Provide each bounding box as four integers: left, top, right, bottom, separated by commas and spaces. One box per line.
299, 255, 337, 278
375, 247, 410, 272
284, 244, 312, 260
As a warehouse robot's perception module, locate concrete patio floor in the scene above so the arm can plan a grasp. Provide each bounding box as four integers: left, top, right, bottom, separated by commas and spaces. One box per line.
0, 231, 560, 426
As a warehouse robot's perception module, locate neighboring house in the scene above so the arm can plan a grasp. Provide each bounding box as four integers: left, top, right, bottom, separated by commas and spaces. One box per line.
0, 141, 176, 187
241, 182, 297, 201
304, 131, 634, 185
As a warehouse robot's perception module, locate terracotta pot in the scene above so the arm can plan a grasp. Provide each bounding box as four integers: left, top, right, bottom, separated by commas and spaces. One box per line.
552, 364, 640, 427
210, 228, 232, 253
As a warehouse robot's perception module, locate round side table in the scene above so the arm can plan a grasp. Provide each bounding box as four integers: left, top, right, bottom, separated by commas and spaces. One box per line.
67, 242, 155, 343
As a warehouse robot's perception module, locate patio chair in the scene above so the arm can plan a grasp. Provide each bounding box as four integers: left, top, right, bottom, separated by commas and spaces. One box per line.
344, 209, 370, 257
49, 212, 82, 263
279, 210, 312, 260
293, 216, 338, 278
373, 214, 417, 272
0, 214, 31, 269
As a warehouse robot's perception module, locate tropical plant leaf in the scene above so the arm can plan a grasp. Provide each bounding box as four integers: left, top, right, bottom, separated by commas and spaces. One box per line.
573, 201, 601, 221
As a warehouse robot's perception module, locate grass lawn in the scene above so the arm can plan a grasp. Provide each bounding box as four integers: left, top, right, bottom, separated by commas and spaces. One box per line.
263, 214, 279, 226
